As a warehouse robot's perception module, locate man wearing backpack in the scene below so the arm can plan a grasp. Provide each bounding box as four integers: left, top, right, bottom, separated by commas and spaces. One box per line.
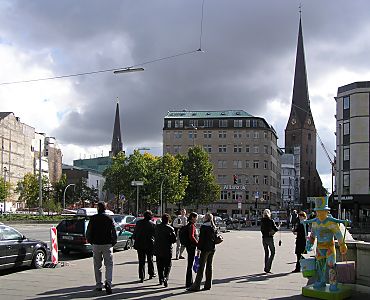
183, 212, 198, 288
173, 208, 187, 259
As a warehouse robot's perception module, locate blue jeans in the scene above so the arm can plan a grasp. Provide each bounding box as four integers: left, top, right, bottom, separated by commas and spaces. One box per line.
262, 237, 275, 272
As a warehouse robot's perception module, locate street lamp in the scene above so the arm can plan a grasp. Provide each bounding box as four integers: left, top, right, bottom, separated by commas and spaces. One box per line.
63, 184, 76, 210
3, 167, 7, 213
113, 67, 144, 74
160, 178, 165, 216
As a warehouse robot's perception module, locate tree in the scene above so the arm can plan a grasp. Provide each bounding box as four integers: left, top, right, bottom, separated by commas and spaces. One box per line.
16, 173, 39, 209
52, 174, 67, 206
0, 176, 11, 208
182, 146, 221, 209
75, 178, 98, 207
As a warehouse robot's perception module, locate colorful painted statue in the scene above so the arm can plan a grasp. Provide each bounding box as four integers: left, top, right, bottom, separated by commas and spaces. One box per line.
303, 197, 348, 291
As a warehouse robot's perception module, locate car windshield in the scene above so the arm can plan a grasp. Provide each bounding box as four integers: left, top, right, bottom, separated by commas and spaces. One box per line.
113, 216, 123, 223
57, 218, 86, 234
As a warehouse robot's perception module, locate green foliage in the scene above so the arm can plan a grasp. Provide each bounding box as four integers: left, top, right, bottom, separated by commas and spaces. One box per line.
16, 173, 40, 208
75, 178, 98, 205
0, 176, 11, 202
182, 146, 221, 208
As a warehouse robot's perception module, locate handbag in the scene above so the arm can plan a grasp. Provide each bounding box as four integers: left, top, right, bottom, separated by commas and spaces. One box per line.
300, 256, 316, 278
215, 231, 223, 244
192, 255, 200, 273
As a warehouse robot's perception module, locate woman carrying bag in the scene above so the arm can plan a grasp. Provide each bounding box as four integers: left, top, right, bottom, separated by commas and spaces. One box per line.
187, 213, 217, 292
292, 211, 308, 273
260, 209, 279, 273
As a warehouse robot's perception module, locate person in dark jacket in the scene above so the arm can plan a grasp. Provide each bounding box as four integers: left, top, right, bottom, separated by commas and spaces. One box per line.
86, 202, 117, 295
185, 212, 198, 288
292, 211, 308, 272
187, 213, 216, 292
260, 208, 279, 273
132, 210, 156, 282
154, 213, 177, 287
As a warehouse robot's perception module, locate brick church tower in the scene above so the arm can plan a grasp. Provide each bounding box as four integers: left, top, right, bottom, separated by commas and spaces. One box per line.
285, 16, 325, 208
109, 101, 123, 157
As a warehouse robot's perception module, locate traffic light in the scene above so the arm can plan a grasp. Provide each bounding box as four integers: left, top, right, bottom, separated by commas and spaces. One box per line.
233, 174, 238, 184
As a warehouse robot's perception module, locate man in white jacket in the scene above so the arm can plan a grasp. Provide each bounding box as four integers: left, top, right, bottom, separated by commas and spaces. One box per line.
173, 208, 187, 259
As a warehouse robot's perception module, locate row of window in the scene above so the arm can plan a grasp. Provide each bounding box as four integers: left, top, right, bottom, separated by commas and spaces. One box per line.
167, 144, 276, 155
220, 190, 272, 201
167, 118, 268, 129
171, 130, 271, 140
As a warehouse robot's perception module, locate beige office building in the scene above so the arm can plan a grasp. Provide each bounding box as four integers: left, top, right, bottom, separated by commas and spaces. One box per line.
163, 110, 281, 217
335, 81, 370, 226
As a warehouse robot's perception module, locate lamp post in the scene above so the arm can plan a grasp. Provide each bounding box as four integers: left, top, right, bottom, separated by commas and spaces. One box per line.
131, 181, 144, 216
63, 184, 76, 210
160, 178, 165, 216
3, 167, 7, 213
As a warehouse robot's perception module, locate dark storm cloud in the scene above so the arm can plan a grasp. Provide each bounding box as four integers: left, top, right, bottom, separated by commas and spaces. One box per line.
2, 0, 370, 154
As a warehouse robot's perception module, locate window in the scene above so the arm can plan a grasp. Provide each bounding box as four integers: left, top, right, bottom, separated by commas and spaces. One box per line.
253, 175, 259, 184
204, 120, 213, 127
189, 131, 197, 139
2, 227, 22, 240
174, 131, 182, 139
254, 132, 260, 139
246, 145, 250, 153
167, 120, 172, 128
253, 160, 259, 169
217, 175, 227, 183
219, 130, 227, 138
217, 160, 227, 168
174, 145, 181, 153
234, 120, 242, 127
234, 131, 242, 138
174, 120, 183, 128
263, 145, 268, 154
245, 160, 251, 168
233, 145, 242, 153
253, 145, 259, 153
343, 147, 350, 161
343, 173, 350, 187
246, 120, 251, 127
233, 160, 242, 169
263, 176, 268, 185
343, 122, 350, 135
252, 119, 258, 127
264, 160, 268, 169
263, 191, 268, 200
203, 131, 212, 138
264, 131, 268, 139
203, 145, 212, 153
246, 132, 250, 139
343, 96, 350, 110
165, 146, 171, 153
245, 175, 250, 185
220, 191, 228, 200
219, 120, 228, 127
189, 119, 198, 127
308, 133, 311, 140
218, 145, 227, 153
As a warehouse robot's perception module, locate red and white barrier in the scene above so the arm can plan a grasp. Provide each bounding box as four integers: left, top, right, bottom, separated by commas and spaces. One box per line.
50, 226, 58, 265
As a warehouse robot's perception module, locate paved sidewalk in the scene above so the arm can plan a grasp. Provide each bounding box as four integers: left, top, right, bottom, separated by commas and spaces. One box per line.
0, 229, 368, 299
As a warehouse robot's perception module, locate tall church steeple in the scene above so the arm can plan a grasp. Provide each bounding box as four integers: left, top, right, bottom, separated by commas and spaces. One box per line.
285, 15, 325, 208
110, 100, 123, 157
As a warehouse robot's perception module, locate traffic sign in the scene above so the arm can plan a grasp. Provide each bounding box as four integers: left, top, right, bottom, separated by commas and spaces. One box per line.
131, 181, 144, 186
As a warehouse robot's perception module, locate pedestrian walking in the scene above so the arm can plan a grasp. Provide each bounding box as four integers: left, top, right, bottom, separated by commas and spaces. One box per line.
132, 210, 156, 283
86, 202, 117, 295
154, 213, 177, 287
182, 212, 198, 288
173, 208, 187, 259
292, 211, 308, 273
187, 213, 217, 292
260, 209, 279, 273
290, 209, 298, 229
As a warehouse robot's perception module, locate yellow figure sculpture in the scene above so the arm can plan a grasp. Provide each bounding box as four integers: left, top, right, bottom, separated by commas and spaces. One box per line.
304, 197, 348, 292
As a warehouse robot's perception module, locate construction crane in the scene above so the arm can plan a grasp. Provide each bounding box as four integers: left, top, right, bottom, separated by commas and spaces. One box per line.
316, 131, 336, 172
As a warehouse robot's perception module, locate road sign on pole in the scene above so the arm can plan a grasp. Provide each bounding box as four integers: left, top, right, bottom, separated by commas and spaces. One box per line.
131, 181, 144, 186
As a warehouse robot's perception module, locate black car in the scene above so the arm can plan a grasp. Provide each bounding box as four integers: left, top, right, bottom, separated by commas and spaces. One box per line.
0, 224, 49, 270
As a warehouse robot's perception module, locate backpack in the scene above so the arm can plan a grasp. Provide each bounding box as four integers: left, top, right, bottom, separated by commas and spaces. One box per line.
179, 223, 191, 246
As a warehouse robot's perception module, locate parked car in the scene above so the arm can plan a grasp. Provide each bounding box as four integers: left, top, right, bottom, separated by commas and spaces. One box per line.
123, 217, 162, 233
0, 224, 49, 270
113, 214, 135, 227
56, 208, 133, 254
214, 216, 227, 232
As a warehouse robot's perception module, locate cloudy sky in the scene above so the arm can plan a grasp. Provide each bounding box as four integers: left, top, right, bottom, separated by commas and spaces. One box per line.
1, 0, 370, 191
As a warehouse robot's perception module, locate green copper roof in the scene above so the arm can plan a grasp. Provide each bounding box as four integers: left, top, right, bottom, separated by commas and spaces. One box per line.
165, 110, 254, 119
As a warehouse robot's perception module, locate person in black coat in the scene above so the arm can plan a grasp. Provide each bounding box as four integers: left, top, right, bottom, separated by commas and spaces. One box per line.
154, 213, 177, 287
132, 210, 156, 282
260, 209, 279, 273
187, 213, 216, 292
292, 211, 308, 272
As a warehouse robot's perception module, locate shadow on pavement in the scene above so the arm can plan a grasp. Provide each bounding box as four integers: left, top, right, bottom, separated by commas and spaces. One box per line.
28, 283, 188, 300
212, 272, 291, 285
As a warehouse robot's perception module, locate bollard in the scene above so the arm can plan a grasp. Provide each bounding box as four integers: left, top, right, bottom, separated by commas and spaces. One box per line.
50, 226, 58, 265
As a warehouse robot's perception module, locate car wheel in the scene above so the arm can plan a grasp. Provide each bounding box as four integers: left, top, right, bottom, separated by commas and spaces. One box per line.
124, 238, 132, 250
32, 249, 46, 269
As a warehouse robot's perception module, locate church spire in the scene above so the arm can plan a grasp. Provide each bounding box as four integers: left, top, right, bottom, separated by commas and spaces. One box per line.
291, 15, 311, 124
110, 99, 123, 157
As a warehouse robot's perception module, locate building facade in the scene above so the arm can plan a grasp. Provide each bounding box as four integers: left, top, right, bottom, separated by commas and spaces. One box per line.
163, 110, 281, 217
281, 153, 298, 208
335, 81, 370, 226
